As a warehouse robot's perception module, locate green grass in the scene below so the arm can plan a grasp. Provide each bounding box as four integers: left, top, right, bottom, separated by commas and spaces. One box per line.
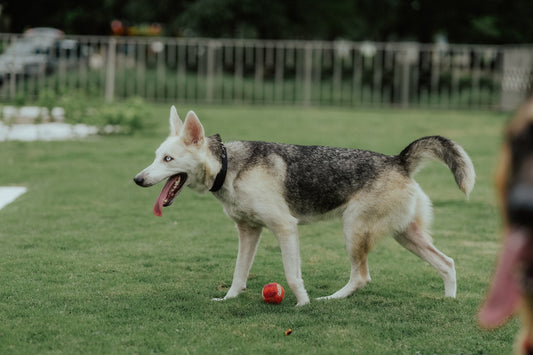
0, 104, 517, 353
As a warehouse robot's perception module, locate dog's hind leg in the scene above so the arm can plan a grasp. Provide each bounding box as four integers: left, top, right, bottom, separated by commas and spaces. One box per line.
272, 221, 310, 306
213, 223, 262, 301
318, 222, 373, 300
393, 220, 456, 298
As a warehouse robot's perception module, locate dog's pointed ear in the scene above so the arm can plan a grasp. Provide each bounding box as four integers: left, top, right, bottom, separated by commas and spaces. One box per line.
182, 111, 205, 146
169, 105, 183, 136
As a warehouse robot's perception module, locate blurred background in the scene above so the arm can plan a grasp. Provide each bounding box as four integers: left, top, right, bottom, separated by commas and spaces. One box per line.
3, 0, 533, 42
0, 0, 531, 111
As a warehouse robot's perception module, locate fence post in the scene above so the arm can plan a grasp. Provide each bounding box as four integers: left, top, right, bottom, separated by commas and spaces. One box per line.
399, 43, 418, 108
400, 56, 410, 108
105, 37, 117, 103
206, 40, 215, 104
303, 42, 312, 106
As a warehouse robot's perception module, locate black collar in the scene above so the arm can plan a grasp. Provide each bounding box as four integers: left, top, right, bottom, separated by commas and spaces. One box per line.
209, 144, 227, 192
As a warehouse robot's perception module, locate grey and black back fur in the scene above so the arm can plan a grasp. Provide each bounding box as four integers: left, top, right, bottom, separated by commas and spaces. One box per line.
134, 107, 475, 306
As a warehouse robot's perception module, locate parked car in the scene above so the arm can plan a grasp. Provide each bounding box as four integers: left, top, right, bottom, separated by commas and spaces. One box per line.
0, 27, 88, 82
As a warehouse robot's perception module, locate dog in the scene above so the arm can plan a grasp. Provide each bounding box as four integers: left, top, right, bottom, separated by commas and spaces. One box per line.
479, 98, 533, 353
134, 106, 475, 306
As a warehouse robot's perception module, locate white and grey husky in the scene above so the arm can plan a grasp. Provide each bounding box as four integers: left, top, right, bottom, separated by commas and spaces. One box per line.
134, 106, 475, 306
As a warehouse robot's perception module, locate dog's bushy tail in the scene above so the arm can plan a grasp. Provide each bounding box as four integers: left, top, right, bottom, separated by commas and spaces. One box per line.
398, 135, 475, 198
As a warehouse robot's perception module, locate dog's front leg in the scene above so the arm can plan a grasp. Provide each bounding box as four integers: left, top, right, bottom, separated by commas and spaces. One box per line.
273, 223, 310, 306
213, 223, 262, 301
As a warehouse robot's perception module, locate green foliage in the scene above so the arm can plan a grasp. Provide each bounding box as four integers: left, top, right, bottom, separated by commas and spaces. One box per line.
0, 104, 516, 353
95, 97, 147, 135
48, 91, 147, 134
6, 0, 533, 43
37, 89, 57, 112
57, 91, 91, 124
24, 88, 149, 134
471, 16, 501, 42
13, 91, 27, 107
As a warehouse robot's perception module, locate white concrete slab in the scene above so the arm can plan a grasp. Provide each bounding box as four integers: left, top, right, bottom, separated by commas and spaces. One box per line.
0, 123, 99, 141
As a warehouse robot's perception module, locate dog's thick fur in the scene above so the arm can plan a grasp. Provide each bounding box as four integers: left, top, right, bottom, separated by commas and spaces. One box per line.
134, 107, 475, 306
480, 98, 533, 353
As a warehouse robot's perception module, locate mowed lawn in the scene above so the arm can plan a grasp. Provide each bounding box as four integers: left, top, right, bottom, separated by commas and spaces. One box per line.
0, 104, 517, 353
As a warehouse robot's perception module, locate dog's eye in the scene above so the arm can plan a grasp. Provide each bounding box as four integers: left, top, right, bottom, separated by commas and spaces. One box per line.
163, 156, 173, 162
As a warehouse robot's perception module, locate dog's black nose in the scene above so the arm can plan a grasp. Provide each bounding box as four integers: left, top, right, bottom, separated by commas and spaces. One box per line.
134, 176, 145, 186
508, 184, 533, 227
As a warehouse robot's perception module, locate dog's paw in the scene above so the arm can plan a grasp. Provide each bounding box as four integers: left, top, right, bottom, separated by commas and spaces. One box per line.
295, 294, 310, 306
296, 301, 310, 307
315, 296, 331, 301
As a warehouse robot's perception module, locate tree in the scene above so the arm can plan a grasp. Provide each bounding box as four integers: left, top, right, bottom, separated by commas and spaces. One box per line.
1, 0, 533, 43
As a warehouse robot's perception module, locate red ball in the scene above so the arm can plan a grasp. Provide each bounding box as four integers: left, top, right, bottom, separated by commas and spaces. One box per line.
262, 282, 285, 304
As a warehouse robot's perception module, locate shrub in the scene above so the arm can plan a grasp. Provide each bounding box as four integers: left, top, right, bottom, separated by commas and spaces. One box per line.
50, 91, 147, 135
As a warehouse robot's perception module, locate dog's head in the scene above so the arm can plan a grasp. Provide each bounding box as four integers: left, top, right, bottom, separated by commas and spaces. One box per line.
503, 101, 533, 228
134, 106, 220, 216
480, 99, 533, 330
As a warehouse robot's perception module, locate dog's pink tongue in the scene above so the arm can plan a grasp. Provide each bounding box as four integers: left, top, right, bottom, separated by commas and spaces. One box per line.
153, 177, 177, 217
479, 228, 530, 328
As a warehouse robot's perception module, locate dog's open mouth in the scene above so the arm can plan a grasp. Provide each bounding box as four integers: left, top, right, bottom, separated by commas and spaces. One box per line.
479, 226, 533, 328
153, 173, 187, 217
